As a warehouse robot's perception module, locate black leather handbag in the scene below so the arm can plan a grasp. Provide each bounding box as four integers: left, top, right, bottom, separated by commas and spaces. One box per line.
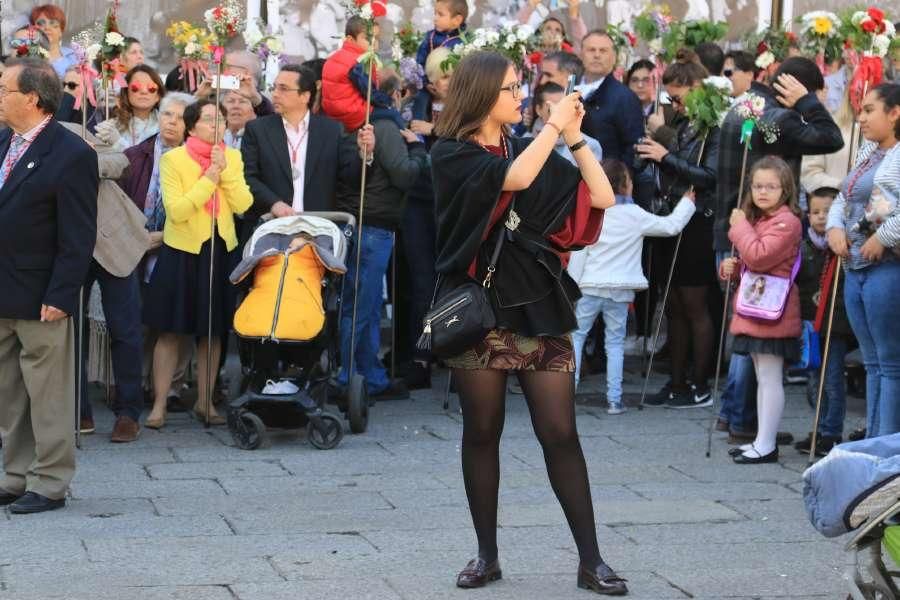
416, 202, 513, 359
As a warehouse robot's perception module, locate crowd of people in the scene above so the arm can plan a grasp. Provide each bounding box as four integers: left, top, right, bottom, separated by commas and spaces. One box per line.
0, 0, 896, 555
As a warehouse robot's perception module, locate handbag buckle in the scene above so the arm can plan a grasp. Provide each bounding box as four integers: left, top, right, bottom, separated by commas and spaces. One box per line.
505, 209, 520, 231
483, 266, 495, 288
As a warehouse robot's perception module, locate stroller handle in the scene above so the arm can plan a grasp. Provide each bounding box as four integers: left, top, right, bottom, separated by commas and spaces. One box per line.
300, 211, 357, 229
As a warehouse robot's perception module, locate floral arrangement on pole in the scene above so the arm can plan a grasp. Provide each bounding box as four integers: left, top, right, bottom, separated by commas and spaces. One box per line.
9, 27, 50, 59
68, 42, 100, 110
734, 92, 779, 146
243, 19, 284, 64
442, 24, 536, 73
98, 1, 127, 90
166, 21, 213, 92
658, 20, 727, 64
797, 11, 842, 68
390, 22, 425, 91
745, 27, 797, 77
632, 4, 673, 59
683, 76, 732, 137
205, 0, 244, 66
841, 7, 895, 113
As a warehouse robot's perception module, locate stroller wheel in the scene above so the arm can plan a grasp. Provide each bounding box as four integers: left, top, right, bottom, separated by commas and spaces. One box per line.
348, 374, 369, 434
307, 413, 344, 450
229, 410, 266, 450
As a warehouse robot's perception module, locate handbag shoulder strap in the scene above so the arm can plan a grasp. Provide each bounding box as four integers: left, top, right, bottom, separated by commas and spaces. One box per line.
789, 248, 802, 283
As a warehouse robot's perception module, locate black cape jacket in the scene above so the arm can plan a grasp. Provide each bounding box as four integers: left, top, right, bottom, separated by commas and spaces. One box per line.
431, 135, 601, 337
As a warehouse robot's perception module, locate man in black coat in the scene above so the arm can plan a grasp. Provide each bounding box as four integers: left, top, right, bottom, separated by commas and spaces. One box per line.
240, 64, 372, 241
0, 58, 98, 514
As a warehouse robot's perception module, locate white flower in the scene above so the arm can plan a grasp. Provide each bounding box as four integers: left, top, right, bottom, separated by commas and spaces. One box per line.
267, 37, 283, 54
105, 31, 125, 47
359, 3, 373, 19
184, 41, 199, 55
705, 76, 733, 94
873, 34, 891, 57
885, 21, 896, 37
485, 30, 500, 44
86, 44, 101, 62
516, 25, 533, 41
755, 50, 775, 69
648, 38, 663, 54
751, 95, 766, 114
391, 39, 402, 62
243, 20, 263, 47
503, 37, 516, 50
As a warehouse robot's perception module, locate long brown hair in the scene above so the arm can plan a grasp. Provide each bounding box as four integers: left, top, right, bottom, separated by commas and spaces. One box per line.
115, 64, 165, 130
740, 156, 801, 222
434, 51, 512, 141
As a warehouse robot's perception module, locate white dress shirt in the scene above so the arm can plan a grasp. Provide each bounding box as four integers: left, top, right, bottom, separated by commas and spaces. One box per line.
284, 110, 311, 213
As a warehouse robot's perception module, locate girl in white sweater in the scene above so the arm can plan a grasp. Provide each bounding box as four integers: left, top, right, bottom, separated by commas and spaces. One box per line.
568, 159, 695, 414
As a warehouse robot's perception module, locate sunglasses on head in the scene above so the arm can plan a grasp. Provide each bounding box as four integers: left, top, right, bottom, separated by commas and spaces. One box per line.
669, 94, 683, 105
129, 83, 158, 94
63, 82, 79, 90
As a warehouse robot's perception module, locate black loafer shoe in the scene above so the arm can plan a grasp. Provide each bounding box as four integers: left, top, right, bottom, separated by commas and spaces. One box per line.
728, 447, 744, 457
0, 488, 21, 506
456, 558, 502, 588
732, 448, 778, 465
9, 491, 65, 514
577, 562, 628, 596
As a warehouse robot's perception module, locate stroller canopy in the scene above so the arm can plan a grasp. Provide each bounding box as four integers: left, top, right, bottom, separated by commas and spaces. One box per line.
231, 215, 348, 284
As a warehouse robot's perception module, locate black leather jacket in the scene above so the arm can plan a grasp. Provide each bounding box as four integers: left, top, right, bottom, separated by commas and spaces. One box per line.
659, 115, 720, 213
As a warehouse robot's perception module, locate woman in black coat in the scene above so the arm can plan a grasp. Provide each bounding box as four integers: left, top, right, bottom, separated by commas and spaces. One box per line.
431, 51, 626, 595
635, 49, 720, 409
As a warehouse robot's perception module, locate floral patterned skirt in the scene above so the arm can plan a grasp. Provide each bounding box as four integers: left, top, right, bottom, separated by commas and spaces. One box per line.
444, 329, 575, 372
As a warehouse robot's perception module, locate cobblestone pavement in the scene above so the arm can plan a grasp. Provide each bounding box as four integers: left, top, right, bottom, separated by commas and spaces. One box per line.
0, 360, 866, 600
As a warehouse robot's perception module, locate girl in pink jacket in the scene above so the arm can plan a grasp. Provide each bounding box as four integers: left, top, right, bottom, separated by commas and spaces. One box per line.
719, 157, 803, 464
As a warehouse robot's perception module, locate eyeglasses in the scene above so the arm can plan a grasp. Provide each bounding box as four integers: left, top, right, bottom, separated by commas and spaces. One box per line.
723, 68, 734, 78
34, 18, 60, 28
751, 184, 782, 193
500, 81, 523, 99
129, 83, 158, 94
630, 77, 652, 87
268, 84, 301, 93
63, 82, 79, 91
668, 94, 683, 106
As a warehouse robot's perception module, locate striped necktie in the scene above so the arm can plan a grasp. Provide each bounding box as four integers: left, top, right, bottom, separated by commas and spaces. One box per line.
0, 135, 27, 189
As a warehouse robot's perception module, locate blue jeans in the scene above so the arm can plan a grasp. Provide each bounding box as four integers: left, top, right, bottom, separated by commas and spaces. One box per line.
718, 351, 758, 432
78, 261, 144, 421
805, 335, 849, 438
338, 226, 394, 394
844, 261, 900, 438
571, 294, 628, 405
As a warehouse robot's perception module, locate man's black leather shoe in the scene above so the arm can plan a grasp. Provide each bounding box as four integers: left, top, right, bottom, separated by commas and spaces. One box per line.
9, 492, 65, 514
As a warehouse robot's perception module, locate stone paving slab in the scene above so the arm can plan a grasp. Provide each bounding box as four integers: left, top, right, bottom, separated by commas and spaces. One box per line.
0, 367, 867, 600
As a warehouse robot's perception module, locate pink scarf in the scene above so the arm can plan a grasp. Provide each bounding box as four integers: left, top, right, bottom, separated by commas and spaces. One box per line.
185, 136, 224, 217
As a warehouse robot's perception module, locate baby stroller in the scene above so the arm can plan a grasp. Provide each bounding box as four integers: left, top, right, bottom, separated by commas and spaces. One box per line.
802, 433, 900, 599
227, 213, 368, 451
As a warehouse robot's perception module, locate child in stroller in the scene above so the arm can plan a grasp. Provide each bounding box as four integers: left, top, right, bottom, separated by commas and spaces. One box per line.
228, 213, 368, 450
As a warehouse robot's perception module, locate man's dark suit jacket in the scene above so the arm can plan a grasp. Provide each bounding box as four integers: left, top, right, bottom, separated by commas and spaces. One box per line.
240, 112, 362, 225
580, 75, 645, 169
0, 119, 99, 320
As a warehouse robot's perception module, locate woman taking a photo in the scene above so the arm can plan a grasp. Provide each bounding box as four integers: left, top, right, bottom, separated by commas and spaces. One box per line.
827, 83, 900, 438
431, 51, 624, 595
142, 99, 252, 429
635, 49, 720, 409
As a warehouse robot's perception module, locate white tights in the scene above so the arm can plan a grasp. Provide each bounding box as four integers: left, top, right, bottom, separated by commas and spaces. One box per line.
741, 353, 785, 457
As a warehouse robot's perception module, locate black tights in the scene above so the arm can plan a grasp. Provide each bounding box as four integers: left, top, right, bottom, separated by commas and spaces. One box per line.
453, 368, 603, 568
667, 284, 714, 389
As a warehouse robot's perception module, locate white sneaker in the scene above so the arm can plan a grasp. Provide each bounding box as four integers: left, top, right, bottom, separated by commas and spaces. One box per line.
607, 403, 627, 415
261, 379, 299, 395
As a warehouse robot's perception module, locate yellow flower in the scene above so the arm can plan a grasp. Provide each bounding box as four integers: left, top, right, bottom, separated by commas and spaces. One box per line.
813, 16, 832, 35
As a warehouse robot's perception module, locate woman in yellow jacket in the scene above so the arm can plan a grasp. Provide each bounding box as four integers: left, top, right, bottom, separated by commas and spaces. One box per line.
143, 99, 252, 429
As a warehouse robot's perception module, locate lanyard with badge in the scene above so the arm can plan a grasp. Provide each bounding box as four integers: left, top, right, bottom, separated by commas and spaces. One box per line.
288, 124, 308, 181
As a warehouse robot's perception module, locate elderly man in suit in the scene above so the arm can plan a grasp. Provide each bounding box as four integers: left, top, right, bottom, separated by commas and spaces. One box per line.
578, 31, 644, 168
240, 64, 374, 241
0, 58, 98, 514
59, 122, 150, 443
